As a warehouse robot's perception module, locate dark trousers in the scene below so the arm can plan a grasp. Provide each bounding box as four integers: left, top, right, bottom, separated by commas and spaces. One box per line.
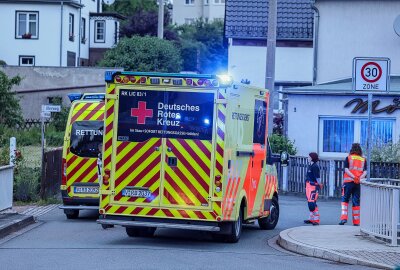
341, 182, 360, 206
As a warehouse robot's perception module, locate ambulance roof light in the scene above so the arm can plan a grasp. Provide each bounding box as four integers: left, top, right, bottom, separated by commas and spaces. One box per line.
68, 93, 83, 102
217, 74, 233, 86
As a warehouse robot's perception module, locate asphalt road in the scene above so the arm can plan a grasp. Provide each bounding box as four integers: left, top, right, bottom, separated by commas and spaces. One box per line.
0, 195, 375, 270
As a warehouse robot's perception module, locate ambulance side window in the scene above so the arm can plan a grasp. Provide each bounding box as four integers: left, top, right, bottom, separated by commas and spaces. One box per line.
70, 121, 103, 158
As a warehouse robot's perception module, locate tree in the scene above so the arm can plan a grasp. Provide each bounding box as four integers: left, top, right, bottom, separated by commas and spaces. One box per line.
269, 134, 297, 155
98, 36, 182, 72
0, 71, 23, 127
173, 19, 228, 74
103, 0, 158, 16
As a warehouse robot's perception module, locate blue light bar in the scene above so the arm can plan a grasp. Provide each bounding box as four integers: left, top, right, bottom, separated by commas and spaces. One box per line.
68, 93, 83, 102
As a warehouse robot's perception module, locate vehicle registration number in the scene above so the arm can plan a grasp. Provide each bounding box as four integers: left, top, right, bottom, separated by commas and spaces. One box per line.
73, 186, 99, 194
122, 189, 151, 198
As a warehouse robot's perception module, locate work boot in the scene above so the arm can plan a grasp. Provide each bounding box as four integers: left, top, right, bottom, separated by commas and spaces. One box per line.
339, 219, 347, 225
353, 224, 359, 226
304, 220, 312, 224
311, 222, 319, 226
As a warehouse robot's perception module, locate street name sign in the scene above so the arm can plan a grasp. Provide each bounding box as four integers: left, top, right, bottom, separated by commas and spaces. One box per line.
353, 57, 390, 92
40, 111, 51, 118
42, 105, 61, 112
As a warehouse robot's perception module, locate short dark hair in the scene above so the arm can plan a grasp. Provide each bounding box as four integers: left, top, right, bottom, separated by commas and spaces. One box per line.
309, 152, 319, 162
350, 143, 363, 156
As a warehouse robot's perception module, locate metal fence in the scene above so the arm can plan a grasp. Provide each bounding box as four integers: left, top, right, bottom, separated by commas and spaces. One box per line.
0, 165, 14, 211
361, 178, 400, 246
277, 156, 400, 198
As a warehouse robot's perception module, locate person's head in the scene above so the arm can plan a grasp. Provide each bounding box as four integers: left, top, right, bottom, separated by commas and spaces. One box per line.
308, 152, 319, 163
349, 143, 362, 156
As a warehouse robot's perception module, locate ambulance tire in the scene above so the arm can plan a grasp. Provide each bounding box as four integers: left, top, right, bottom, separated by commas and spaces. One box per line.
225, 206, 243, 243
126, 227, 156, 237
258, 196, 279, 230
64, 209, 79, 219
101, 224, 114, 229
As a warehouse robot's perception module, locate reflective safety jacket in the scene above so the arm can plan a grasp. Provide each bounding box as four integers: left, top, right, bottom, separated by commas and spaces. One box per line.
343, 155, 366, 183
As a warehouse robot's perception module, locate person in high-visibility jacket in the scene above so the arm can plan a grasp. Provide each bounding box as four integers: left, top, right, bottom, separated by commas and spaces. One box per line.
304, 152, 321, 225
339, 143, 367, 226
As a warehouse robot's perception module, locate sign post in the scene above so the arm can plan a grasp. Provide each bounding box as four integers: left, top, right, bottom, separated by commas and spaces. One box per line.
353, 57, 390, 181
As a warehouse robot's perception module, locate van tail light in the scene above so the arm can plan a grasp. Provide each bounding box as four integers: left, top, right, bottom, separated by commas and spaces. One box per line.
215, 175, 222, 192
62, 158, 67, 185
103, 169, 111, 186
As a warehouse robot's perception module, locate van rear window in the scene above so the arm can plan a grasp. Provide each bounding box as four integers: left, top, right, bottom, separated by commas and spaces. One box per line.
70, 121, 103, 158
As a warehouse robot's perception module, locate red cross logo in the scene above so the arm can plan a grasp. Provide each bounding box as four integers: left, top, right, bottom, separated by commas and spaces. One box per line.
130, 101, 153, 125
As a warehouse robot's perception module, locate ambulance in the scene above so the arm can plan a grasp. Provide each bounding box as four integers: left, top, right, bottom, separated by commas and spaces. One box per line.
97, 72, 279, 242
59, 93, 105, 219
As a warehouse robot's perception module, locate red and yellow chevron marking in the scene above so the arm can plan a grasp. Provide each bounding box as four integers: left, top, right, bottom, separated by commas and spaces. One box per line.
162, 139, 211, 207
65, 101, 104, 198
100, 84, 116, 210
113, 139, 162, 205
258, 174, 276, 216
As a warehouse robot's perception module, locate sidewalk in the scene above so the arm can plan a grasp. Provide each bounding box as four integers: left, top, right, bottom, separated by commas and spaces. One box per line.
0, 204, 59, 239
278, 225, 400, 269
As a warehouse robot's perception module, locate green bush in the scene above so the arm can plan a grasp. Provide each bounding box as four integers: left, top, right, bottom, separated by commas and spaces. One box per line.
371, 142, 400, 162
269, 134, 297, 155
14, 165, 40, 202
0, 147, 9, 166
0, 126, 41, 147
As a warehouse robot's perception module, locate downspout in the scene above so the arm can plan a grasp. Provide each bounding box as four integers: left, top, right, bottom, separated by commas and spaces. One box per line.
60, 1, 64, 66
311, 2, 319, 85
78, 0, 82, 66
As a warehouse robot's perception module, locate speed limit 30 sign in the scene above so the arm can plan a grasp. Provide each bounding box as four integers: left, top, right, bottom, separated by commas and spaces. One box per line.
353, 57, 390, 92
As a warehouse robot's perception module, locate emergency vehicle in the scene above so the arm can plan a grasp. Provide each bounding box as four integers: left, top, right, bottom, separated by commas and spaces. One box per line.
97, 72, 279, 242
59, 93, 105, 219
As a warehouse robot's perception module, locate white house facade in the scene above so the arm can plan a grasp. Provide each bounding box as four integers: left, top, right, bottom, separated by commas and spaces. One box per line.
0, 0, 123, 67
314, 0, 400, 84
172, 0, 225, 25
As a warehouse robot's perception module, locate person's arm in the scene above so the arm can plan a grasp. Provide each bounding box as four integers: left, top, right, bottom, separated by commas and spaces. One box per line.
312, 164, 321, 185
360, 158, 367, 179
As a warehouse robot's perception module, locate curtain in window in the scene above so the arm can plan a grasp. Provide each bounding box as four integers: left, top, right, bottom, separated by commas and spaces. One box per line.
18, 14, 27, 35
361, 120, 393, 147
29, 14, 37, 36
323, 119, 354, 152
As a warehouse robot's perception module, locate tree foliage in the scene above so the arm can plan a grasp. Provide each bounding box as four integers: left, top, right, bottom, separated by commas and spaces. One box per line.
173, 19, 227, 74
98, 36, 182, 72
0, 71, 23, 127
370, 142, 400, 162
103, 0, 158, 16
269, 134, 297, 155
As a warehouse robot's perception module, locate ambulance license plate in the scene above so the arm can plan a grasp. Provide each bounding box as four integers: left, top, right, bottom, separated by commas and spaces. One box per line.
122, 189, 151, 198
74, 186, 99, 194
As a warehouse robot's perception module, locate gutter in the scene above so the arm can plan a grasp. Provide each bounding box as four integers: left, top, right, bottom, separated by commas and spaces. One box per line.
60, 1, 64, 66
311, 1, 320, 86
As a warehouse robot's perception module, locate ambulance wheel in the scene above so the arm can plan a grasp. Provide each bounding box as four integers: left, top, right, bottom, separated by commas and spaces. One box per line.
64, 209, 79, 219
126, 227, 156, 237
101, 224, 114, 229
258, 196, 279, 230
225, 206, 243, 243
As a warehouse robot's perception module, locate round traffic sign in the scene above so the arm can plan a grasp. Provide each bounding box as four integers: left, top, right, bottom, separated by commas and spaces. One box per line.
361, 62, 382, 83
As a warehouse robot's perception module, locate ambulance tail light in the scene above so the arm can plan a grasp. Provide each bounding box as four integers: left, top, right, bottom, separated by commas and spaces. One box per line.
140, 77, 147, 83
129, 76, 136, 83
103, 169, 111, 186
62, 158, 67, 185
123, 76, 129, 83
186, 79, 193, 85
215, 175, 222, 192
115, 75, 122, 83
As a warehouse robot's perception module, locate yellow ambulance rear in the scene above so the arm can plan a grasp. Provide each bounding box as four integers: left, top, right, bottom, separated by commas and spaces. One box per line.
59, 93, 105, 219
97, 72, 279, 242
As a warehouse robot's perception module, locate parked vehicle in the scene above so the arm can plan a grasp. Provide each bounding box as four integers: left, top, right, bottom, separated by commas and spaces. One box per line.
59, 93, 105, 219
97, 72, 279, 242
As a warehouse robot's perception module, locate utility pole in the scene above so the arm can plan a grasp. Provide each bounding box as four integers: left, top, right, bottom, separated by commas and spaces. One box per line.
266, 0, 277, 134
157, 0, 164, 39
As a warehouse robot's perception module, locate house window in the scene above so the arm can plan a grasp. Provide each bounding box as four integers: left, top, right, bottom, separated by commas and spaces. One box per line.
320, 117, 394, 154
185, 0, 195, 5
19, 56, 35, 66
204, 0, 209, 4
95, 20, 105, 43
69, 14, 74, 41
184, 18, 195, 24
81, 18, 86, 44
214, 0, 225, 3
16, 11, 39, 39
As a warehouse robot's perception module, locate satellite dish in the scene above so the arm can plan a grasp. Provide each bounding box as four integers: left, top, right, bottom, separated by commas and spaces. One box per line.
394, 15, 400, 37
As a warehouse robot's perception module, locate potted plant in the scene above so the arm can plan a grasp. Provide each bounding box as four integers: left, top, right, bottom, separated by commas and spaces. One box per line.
81, 37, 87, 44
22, 33, 32, 39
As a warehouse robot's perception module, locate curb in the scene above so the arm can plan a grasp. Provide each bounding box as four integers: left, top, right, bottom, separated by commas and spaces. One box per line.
0, 214, 36, 239
277, 227, 392, 270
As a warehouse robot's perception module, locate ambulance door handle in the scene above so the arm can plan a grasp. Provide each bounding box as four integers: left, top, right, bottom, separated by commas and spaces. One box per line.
167, 147, 172, 152
154, 147, 160, 151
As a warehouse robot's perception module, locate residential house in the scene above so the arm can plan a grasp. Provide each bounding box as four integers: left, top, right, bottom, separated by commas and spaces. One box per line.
0, 0, 123, 67
173, 0, 225, 25
224, 0, 314, 110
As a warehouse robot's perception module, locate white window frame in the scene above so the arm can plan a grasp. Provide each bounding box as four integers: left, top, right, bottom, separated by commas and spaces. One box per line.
185, 0, 195, 5
318, 116, 395, 158
81, 18, 86, 44
16, 11, 39, 39
19, 56, 35, 66
214, 0, 225, 4
95, 20, 106, 43
69, 13, 74, 41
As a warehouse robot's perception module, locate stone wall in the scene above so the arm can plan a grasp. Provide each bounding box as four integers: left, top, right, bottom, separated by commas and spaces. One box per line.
1, 66, 122, 119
